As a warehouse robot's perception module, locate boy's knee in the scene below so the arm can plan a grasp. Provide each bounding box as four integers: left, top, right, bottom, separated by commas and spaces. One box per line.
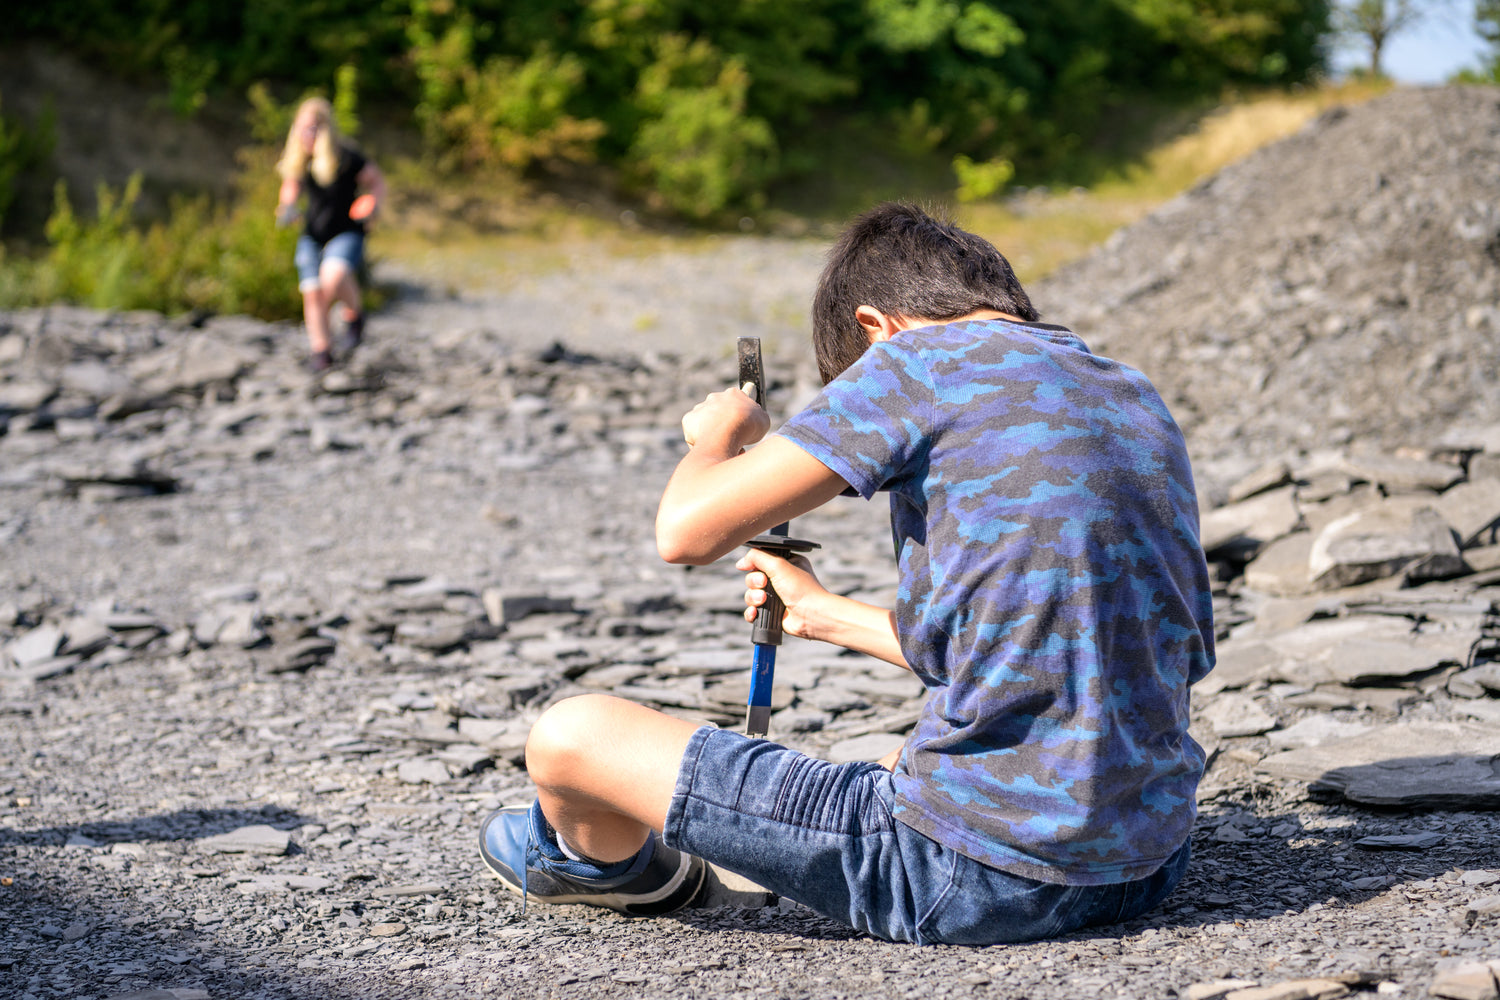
525, 694, 618, 785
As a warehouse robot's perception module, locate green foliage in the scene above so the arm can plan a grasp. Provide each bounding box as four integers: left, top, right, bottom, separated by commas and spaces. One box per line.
333, 63, 361, 137
628, 53, 777, 218
1475, 0, 1500, 80
9, 0, 1336, 219
408, 1, 605, 172
5, 158, 301, 319
952, 154, 1015, 202
0, 95, 56, 234
246, 81, 296, 146
162, 44, 217, 117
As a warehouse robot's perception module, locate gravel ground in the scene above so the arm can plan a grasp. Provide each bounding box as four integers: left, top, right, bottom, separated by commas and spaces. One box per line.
3, 85, 1500, 1000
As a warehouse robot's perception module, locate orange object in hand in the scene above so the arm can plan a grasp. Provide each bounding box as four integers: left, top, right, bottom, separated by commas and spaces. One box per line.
350, 194, 377, 220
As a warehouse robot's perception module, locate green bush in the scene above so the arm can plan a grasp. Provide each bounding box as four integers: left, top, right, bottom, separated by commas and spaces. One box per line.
4, 156, 301, 319
627, 39, 777, 219
408, 2, 605, 172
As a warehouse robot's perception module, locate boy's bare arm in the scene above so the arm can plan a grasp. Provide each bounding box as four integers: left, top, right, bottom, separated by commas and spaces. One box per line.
738, 548, 909, 669
656, 387, 849, 565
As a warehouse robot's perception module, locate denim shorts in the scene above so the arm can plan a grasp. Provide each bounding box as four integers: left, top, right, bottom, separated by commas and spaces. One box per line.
295, 231, 364, 291
663, 726, 1190, 946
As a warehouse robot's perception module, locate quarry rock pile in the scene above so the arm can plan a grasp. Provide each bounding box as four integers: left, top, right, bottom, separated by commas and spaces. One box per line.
1036, 86, 1500, 492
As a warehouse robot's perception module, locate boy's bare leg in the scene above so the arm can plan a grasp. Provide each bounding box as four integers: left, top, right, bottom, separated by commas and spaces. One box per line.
525, 694, 700, 864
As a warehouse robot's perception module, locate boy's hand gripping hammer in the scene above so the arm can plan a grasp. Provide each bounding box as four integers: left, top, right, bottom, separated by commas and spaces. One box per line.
737, 337, 819, 739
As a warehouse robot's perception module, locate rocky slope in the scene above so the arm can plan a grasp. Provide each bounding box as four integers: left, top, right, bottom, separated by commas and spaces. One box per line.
1034, 85, 1500, 494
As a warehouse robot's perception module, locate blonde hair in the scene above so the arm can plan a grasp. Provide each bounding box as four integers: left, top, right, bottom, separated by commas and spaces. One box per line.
277, 98, 343, 187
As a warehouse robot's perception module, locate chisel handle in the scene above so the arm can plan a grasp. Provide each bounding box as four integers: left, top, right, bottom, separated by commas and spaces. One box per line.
751, 582, 787, 646
747, 534, 819, 643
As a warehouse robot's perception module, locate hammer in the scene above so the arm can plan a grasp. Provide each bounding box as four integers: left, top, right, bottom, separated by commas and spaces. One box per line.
737, 337, 818, 738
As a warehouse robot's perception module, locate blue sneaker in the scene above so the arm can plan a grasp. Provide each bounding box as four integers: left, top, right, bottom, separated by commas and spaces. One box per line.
479, 802, 706, 916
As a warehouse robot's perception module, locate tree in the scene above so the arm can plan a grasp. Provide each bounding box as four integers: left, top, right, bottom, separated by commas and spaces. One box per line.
1478, 0, 1500, 75
1337, 0, 1423, 76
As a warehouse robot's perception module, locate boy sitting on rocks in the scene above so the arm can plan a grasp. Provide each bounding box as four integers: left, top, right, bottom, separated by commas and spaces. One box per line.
479, 202, 1215, 945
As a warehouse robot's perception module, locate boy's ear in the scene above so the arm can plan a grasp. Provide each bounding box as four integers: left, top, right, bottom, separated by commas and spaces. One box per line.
855, 305, 901, 343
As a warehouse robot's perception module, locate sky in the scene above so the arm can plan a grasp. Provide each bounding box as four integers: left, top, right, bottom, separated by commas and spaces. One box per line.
1330, 0, 1491, 83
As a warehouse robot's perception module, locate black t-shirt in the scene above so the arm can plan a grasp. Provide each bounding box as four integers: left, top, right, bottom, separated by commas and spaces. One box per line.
303, 146, 367, 244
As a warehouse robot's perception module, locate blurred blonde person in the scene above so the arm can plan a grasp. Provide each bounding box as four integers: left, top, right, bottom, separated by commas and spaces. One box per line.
275, 97, 385, 372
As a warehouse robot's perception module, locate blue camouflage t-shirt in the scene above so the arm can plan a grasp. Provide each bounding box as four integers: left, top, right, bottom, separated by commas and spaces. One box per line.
778, 318, 1214, 885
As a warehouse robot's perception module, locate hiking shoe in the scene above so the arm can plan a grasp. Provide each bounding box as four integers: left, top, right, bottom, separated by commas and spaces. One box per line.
478, 802, 705, 916
337, 312, 364, 354
307, 349, 334, 373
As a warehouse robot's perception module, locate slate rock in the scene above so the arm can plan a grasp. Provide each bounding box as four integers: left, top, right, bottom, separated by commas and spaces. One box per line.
1196, 642, 1283, 697
201, 824, 292, 856
371, 883, 446, 898
1308, 504, 1465, 589
1265, 715, 1373, 751
1352, 832, 1445, 850
1221, 977, 1350, 1000
1185, 980, 1259, 1000
154, 333, 257, 393
1242, 532, 1315, 597
1449, 663, 1500, 699
1227, 460, 1294, 504
1201, 692, 1278, 737
1433, 479, 1500, 549
10, 654, 83, 680
268, 635, 337, 673
1429, 961, 1500, 1000
60, 359, 133, 398
1337, 453, 1464, 493
434, 743, 493, 775
396, 758, 453, 785
482, 589, 578, 626
456, 716, 528, 752
1314, 753, 1500, 809
57, 615, 112, 658
1200, 486, 1301, 556
237, 874, 333, 893
769, 707, 831, 733
202, 581, 259, 603
1257, 721, 1497, 784
56, 457, 180, 495
1466, 895, 1500, 923
1316, 635, 1472, 686
1261, 617, 1418, 687
825, 732, 904, 765
6, 624, 63, 667
0, 379, 57, 412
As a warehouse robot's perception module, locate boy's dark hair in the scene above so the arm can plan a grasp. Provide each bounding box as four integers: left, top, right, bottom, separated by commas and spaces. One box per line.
811, 202, 1038, 383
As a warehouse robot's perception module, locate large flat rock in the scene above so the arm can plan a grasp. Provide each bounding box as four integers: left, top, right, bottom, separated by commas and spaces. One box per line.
1257, 721, 1500, 809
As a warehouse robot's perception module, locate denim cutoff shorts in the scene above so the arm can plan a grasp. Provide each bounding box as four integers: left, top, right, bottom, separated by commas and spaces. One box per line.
663, 726, 1190, 946
295, 230, 364, 291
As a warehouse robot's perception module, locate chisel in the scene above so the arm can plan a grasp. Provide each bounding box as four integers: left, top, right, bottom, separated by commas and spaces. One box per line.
737, 337, 819, 738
